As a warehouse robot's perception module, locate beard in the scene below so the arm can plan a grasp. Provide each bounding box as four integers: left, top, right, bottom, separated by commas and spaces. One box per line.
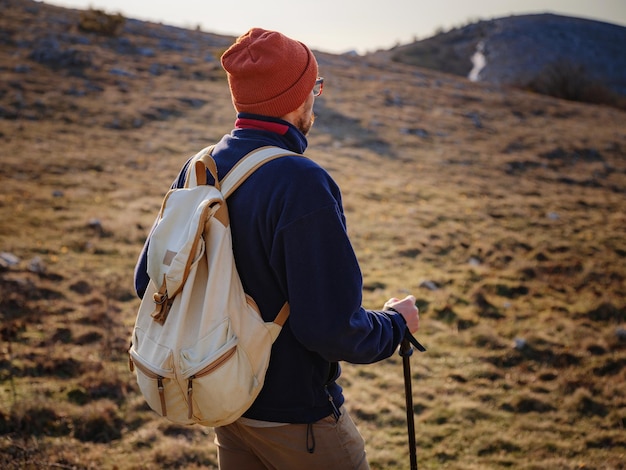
296, 112, 315, 136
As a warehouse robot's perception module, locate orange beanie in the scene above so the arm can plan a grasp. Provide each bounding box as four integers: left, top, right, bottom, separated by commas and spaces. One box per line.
221, 28, 318, 117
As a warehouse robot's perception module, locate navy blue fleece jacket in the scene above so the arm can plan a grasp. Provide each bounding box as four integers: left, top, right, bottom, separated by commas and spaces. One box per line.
134, 113, 407, 423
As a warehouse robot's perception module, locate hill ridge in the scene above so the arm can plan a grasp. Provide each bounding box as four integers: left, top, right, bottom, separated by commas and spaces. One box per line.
387, 12, 626, 102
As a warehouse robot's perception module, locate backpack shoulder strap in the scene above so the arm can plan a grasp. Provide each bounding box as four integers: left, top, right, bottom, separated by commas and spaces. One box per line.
220, 146, 303, 198
220, 146, 300, 328
184, 145, 218, 189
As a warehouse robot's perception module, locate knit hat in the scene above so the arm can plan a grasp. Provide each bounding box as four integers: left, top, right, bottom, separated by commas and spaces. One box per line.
221, 28, 318, 117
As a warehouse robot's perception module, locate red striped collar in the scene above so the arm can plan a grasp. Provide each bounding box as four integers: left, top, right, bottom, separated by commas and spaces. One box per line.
235, 118, 289, 135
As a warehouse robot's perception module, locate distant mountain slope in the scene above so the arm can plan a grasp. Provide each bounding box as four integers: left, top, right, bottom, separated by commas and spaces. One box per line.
387, 14, 626, 102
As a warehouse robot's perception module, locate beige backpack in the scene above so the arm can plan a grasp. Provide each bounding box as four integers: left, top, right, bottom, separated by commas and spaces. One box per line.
129, 145, 298, 426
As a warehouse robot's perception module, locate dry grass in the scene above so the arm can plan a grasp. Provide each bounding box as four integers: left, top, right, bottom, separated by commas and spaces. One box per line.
1, 1, 625, 469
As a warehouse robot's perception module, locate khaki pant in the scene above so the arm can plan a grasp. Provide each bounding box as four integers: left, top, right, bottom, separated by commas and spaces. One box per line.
214, 408, 370, 470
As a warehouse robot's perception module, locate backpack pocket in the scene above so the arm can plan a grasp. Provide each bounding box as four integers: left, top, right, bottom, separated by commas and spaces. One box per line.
130, 330, 193, 424
179, 318, 259, 426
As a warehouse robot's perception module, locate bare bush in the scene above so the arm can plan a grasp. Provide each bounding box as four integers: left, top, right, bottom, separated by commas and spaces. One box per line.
524, 60, 626, 109
79, 9, 125, 37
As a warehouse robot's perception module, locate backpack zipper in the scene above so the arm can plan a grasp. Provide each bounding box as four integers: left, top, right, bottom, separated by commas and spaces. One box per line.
129, 345, 237, 420
130, 358, 168, 417
186, 345, 238, 419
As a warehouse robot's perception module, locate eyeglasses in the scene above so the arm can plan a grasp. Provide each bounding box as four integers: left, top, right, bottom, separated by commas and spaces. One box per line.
313, 77, 324, 97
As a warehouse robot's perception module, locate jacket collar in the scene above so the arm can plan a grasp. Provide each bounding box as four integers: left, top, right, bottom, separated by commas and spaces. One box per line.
233, 113, 308, 154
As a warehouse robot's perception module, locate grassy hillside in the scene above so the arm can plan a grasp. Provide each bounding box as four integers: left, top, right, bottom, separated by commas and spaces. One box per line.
1, 1, 625, 468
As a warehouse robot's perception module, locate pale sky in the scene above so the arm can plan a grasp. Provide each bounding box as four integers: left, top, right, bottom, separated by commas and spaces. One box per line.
41, 0, 626, 54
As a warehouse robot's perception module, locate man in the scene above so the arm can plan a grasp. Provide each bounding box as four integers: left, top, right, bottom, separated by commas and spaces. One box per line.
135, 28, 420, 469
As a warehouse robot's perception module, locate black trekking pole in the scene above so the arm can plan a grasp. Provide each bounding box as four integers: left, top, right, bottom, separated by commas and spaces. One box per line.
399, 329, 426, 470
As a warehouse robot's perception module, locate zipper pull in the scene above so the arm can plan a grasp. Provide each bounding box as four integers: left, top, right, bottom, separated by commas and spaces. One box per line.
157, 376, 167, 417
187, 377, 194, 419
324, 386, 341, 422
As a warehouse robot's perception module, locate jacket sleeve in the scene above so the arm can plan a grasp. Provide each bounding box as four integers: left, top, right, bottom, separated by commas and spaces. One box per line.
134, 238, 150, 298
270, 179, 406, 364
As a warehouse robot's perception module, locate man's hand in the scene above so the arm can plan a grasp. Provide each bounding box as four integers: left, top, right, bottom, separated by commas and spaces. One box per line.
384, 295, 420, 334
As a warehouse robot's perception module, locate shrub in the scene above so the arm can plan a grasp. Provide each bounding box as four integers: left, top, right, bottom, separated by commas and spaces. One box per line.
8, 404, 72, 437
72, 400, 123, 442
524, 60, 626, 110
79, 9, 125, 37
